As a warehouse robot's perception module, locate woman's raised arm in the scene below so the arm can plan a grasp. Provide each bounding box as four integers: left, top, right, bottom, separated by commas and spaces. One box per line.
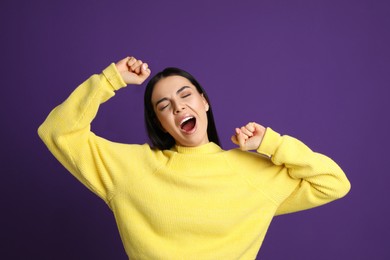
232, 122, 350, 214
38, 57, 150, 201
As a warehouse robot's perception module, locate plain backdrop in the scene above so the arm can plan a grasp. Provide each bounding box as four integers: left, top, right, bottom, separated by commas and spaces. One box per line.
1, 0, 389, 259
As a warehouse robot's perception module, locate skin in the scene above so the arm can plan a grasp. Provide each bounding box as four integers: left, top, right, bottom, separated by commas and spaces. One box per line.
151, 75, 210, 147
115, 56, 266, 151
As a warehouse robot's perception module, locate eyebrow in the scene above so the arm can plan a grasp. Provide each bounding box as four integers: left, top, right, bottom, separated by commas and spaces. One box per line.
155, 86, 191, 107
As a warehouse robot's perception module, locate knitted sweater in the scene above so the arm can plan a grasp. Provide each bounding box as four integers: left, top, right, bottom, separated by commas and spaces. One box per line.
38, 63, 350, 260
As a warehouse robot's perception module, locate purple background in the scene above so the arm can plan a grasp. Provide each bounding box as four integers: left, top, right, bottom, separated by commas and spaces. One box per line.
2, 0, 389, 259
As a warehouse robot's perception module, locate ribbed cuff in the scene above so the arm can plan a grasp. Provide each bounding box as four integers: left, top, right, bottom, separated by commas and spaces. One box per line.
256, 128, 282, 158
102, 63, 127, 91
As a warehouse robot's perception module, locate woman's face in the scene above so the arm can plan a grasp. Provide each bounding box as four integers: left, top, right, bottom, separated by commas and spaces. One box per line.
151, 75, 210, 147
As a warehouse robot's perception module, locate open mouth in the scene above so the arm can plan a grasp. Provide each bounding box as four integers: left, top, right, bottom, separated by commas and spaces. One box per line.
180, 117, 197, 133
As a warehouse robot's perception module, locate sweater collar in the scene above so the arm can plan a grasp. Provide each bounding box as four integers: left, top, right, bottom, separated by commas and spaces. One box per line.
172, 142, 222, 154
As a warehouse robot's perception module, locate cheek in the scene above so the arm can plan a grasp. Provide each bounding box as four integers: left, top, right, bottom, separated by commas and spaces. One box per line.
196, 100, 208, 114
156, 113, 173, 131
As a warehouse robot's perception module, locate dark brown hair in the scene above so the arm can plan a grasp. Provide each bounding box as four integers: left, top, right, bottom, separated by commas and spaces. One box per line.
144, 67, 220, 150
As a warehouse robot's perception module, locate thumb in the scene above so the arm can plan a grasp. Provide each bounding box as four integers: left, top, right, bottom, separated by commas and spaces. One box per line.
231, 135, 239, 145
136, 63, 151, 84
141, 63, 151, 76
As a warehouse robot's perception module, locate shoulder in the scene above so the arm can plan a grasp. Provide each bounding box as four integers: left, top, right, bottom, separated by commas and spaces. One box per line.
92, 136, 167, 161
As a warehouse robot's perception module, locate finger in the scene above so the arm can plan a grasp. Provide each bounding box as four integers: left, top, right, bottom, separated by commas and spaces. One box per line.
116, 57, 132, 72
240, 126, 253, 137
131, 60, 143, 74
137, 63, 151, 83
246, 122, 256, 133
231, 135, 239, 145
140, 63, 151, 76
250, 123, 265, 139
141, 63, 149, 72
134, 61, 144, 74
127, 57, 137, 67
236, 129, 248, 149
237, 128, 250, 140
118, 57, 129, 66
256, 123, 265, 131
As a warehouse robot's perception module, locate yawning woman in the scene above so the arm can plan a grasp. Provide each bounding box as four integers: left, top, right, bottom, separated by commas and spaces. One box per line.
38, 56, 351, 260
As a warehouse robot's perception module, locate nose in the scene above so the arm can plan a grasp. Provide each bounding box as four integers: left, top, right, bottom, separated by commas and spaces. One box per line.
173, 100, 185, 114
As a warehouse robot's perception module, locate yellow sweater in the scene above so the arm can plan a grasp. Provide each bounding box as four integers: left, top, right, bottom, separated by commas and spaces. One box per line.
38, 63, 350, 260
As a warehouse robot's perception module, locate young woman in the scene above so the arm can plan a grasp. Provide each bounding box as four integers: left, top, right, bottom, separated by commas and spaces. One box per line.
38, 56, 351, 259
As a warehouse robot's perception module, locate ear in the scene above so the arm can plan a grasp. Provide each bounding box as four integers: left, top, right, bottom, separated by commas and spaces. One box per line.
201, 94, 209, 111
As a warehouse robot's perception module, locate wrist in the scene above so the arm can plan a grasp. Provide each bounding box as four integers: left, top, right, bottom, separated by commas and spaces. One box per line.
103, 63, 127, 90
256, 128, 281, 157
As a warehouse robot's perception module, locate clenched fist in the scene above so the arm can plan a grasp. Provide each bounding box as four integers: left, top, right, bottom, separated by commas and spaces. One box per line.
231, 122, 266, 151
115, 56, 151, 85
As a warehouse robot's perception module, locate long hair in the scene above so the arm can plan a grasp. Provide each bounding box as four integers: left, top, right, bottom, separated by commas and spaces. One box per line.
144, 67, 220, 150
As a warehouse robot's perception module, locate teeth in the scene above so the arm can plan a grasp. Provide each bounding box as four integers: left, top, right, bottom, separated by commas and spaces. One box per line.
180, 116, 194, 125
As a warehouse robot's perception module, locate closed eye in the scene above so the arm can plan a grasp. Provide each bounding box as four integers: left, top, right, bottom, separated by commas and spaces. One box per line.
159, 103, 170, 111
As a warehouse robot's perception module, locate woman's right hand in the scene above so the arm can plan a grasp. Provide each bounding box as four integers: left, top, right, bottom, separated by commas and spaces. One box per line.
115, 56, 151, 85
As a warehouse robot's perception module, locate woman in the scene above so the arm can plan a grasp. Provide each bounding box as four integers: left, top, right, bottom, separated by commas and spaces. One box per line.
38, 56, 350, 259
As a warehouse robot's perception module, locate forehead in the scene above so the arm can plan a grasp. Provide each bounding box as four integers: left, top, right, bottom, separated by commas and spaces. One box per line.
152, 76, 195, 99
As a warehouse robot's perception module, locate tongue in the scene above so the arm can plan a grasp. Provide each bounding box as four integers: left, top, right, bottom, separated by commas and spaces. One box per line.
182, 118, 196, 132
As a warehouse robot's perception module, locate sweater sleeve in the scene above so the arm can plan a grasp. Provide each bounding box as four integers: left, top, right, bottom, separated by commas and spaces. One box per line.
257, 128, 351, 215
38, 63, 127, 202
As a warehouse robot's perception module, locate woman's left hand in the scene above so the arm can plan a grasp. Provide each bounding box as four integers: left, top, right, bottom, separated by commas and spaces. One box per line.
231, 122, 266, 151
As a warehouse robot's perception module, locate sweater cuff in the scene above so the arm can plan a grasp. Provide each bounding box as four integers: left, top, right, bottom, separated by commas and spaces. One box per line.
257, 128, 282, 158
102, 63, 127, 91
